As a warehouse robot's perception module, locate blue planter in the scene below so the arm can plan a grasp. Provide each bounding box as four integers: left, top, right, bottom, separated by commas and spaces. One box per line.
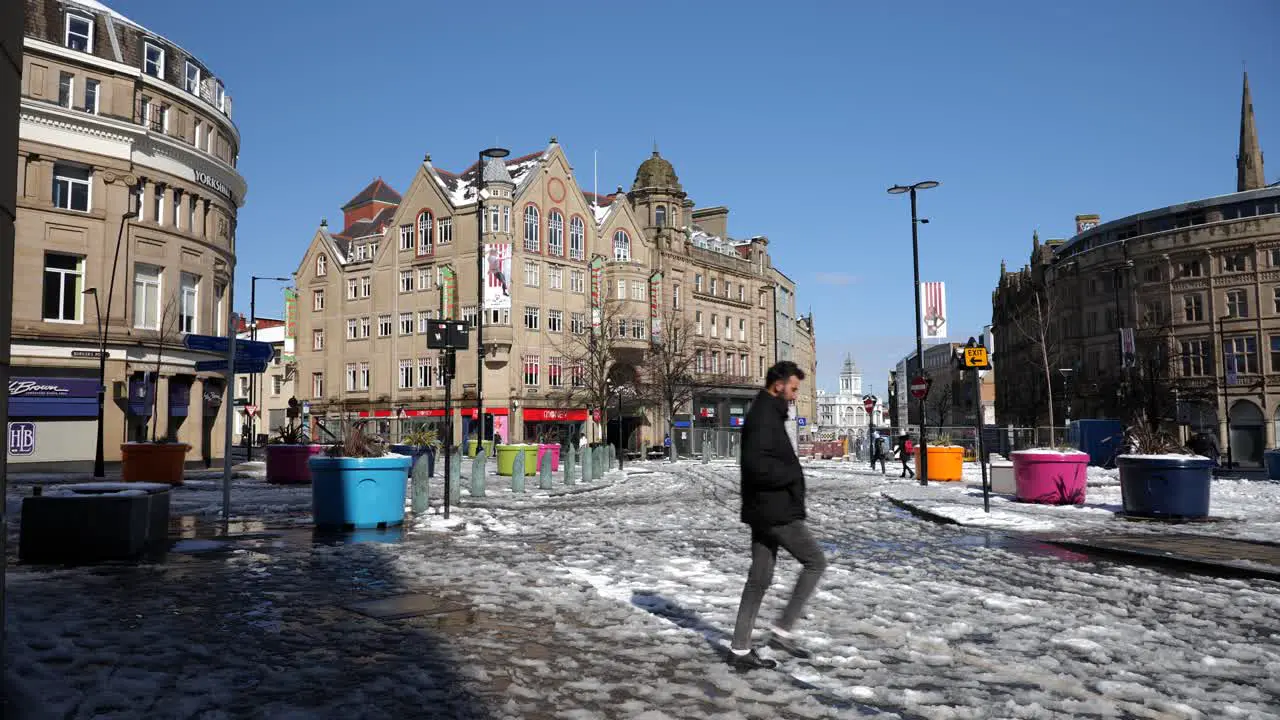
1264, 450, 1280, 481
1116, 455, 1213, 519
389, 445, 437, 477
308, 455, 413, 529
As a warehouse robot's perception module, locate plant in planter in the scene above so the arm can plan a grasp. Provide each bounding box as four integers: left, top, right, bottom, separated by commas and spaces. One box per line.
1115, 420, 1212, 519
1010, 446, 1090, 505
121, 295, 190, 485
391, 428, 441, 477
264, 422, 325, 485
915, 434, 965, 482
308, 424, 411, 530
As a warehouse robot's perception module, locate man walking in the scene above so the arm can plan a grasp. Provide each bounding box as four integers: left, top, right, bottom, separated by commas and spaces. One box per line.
729, 361, 828, 671
869, 428, 887, 474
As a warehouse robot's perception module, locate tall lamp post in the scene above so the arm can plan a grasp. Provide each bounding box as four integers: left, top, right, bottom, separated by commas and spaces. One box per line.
1218, 315, 1235, 470
82, 287, 107, 477
888, 180, 940, 487
248, 275, 290, 461
475, 146, 509, 450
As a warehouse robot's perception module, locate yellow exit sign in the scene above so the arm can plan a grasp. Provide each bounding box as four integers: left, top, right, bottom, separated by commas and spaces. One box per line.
963, 347, 989, 368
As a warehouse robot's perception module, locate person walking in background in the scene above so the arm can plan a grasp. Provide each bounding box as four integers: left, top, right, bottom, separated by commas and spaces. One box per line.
898, 433, 915, 478
869, 428, 887, 475
729, 361, 829, 671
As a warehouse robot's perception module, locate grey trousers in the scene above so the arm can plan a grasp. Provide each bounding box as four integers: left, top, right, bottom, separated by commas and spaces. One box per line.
731, 520, 828, 650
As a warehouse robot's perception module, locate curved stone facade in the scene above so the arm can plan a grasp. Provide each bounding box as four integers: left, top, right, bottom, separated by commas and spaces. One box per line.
11, 0, 247, 469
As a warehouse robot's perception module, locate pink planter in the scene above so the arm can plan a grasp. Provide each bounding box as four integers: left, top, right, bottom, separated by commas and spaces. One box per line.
1011, 450, 1090, 505
266, 444, 328, 485
537, 444, 561, 472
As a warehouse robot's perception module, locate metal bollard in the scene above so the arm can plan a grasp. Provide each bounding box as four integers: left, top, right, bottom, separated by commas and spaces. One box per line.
539, 454, 553, 490
470, 448, 487, 498
411, 454, 431, 515
449, 449, 462, 506
511, 449, 526, 493
564, 444, 577, 485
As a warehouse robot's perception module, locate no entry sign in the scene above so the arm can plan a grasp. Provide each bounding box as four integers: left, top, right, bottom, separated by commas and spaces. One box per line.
910, 376, 931, 399
862, 395, 876, 413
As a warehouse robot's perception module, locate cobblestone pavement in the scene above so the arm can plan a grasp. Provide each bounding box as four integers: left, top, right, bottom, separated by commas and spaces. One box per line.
6, 462, 1280, 719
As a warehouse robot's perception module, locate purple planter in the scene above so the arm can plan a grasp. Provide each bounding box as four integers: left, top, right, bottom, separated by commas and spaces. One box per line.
537, 444, 561, 472
266, 444, 328, 485
1011, 450, 1090, 505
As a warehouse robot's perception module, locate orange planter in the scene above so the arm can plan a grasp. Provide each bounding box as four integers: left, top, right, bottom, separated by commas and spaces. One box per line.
915, 445, 964, 482
120, 443, 191, 486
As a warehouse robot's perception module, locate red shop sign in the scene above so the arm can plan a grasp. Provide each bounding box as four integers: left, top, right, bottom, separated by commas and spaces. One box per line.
403, 409, 446, 418
462, 407, 510, 419
523, 408, 588, 422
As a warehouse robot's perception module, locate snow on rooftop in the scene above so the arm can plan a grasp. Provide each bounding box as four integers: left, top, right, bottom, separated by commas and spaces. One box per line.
432, 152, 546, 208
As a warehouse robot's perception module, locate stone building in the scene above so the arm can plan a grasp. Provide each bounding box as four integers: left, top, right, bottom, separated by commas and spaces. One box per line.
992, 73, 1278, 465
817, 355, 884, 441
292, 141, 813, 452
10, 0, 245, 470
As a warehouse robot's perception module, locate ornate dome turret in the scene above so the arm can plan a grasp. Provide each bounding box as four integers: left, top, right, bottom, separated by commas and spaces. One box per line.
632, 150, 682, 192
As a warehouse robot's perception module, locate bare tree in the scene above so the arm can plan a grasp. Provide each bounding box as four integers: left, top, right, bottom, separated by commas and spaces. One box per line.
1009, 285, 1060, 431
149, 293, 182, 442
923, 375, 955, 435
553, 297, 632, 442
635, 306, 701, 437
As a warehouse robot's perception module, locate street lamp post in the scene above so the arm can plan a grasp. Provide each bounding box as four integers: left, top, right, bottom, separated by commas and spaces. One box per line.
1218, 315, 1235, 470
248, 275, 290, 461
475, 146, 509, 451
888, 181, 940, 487
83, 287, 107, 477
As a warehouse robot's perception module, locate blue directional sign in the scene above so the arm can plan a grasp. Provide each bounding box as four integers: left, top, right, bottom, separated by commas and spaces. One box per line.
796, 417, 808, 427
183, 334, 273, 362
194, 359, 269, 374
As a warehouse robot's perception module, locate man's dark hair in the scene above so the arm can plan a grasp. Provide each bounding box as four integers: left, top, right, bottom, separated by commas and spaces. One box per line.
765, 361, 806, 387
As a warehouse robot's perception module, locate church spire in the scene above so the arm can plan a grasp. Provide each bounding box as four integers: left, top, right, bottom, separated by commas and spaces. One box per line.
1238, 71, 1266, 192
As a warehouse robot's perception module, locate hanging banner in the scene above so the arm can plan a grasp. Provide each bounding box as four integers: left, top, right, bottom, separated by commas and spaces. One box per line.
282, 288, 298, 363
440, 265, 458, 319
482, 244, 511, 310
920, 281, 947, 339
589, 256, 605, 335
649, 271, 662, 343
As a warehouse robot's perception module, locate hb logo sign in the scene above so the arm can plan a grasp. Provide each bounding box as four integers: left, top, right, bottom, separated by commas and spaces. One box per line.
8, 422, 36, 456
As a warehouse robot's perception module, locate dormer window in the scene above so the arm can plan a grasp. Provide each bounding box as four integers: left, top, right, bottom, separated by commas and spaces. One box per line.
214, 81, 225, 112
316, 254, 327, 276
65, 14, 93, 52
184, 62, 201, 94
144, 42, 165, 78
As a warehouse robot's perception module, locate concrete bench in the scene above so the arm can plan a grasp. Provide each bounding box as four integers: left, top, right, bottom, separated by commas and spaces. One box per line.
19, 482, 171, 563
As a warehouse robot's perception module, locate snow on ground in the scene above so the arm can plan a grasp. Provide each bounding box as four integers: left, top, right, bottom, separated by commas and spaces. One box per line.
873, 460, 1280, 543
7, 459, 1280, 718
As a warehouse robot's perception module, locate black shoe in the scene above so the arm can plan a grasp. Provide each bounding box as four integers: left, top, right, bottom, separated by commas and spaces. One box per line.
768, 632, 813, 660
728, 648, 778, 671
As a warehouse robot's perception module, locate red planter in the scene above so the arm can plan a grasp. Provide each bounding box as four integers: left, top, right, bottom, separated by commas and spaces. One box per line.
266, 444, 327, 485
1011, 450, 1090, 505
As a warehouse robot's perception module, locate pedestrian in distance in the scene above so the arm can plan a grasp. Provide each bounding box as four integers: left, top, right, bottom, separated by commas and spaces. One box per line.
869, 429, 887, 475
729, 361, 829, 671
898, 433, 915, 478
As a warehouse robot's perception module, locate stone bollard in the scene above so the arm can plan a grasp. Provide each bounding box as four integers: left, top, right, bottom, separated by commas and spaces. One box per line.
511, 450, 526, 493
563, 444, 576, 485
701, 441, 710, 465
595, 446, 606, 480
581, 445, 593, 483
470, 448, 487, 498
411, 453, 431, 515
608, 444, 618, 471
539, 454, 553, 490
669, 442, 677, 464
449, 448, 462, 506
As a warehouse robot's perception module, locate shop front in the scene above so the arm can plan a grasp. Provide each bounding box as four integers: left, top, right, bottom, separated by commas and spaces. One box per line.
462, 407, 509, 444
523, 408, 587, 448
354, 408, 448, 442
7, 373, 100, 467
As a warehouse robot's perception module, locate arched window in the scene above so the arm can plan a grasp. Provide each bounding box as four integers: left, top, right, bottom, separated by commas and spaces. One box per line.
569, 216, 585, 260
613, 230, 631, 261
524, 205, 540, 252
417, 211, 433, 256
655, 205, 666, 227
316, 254, 327, 276
547, 210, 564, 256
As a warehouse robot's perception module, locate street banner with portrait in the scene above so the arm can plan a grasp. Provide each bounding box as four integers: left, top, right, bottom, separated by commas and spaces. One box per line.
483, 244, 511, 310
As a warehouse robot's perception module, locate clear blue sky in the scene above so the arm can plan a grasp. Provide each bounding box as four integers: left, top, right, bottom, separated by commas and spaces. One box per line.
111, 0, 1279, 396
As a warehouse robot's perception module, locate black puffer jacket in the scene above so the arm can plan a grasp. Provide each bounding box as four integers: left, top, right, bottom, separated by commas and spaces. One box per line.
739, 390, 805, 527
